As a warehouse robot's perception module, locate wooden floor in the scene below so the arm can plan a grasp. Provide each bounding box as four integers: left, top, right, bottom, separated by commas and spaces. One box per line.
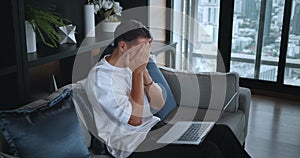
245, 94, 300, 158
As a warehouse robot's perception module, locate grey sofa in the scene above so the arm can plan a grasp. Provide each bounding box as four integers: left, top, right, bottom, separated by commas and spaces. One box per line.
0, 66, 251, 158
158, 66, 251, 145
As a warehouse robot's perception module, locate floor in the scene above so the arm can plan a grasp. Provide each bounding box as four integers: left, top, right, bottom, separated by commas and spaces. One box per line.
245, 94, 300, 158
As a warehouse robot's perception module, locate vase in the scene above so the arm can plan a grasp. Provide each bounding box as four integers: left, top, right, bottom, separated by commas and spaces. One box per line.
83, 4, 95, 37
25, 21, 36, 53
100, 21, 121, 32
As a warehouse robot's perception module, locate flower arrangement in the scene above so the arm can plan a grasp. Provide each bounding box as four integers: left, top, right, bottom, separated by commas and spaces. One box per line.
89, 0, 123, 22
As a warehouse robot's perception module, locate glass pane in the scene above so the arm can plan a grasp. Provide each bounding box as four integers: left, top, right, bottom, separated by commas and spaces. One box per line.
259, 0, 285, 81
284, 0, 300, 86
230, 0, 285, 82
259, 65, 278, 81
193, 56, 216, 72
192, 0, 220, 72
231, 0, 260, 78
230, 61, 255, 78
285, 67, 300, 86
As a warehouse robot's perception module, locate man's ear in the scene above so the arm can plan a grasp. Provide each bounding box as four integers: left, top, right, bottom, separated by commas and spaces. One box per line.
118, 41, 127, 51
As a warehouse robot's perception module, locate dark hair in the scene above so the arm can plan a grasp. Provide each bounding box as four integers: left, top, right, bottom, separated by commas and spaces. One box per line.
99, 20, 152, 60
113, 27, 152, 46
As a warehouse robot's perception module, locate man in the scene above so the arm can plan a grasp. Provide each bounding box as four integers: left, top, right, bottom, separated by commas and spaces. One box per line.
85, 19, 251, 158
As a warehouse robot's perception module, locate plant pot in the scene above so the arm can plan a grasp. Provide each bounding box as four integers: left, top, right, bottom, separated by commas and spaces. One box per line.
100, 21, 121, 32
25, 21, 36, 53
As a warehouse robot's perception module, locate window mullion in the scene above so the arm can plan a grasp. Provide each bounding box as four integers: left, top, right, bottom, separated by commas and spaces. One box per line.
254, 0, 267, 79
183, 0, 191, 70
277, 0, 293, 84
187, 0, 198, 70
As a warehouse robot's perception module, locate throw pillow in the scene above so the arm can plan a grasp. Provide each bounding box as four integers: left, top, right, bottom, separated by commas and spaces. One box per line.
0, 89, 91, 158
146, 58, 177, 120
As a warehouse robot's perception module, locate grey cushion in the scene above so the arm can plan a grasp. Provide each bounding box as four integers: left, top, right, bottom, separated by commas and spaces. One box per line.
164, 106, 225, 123
159, 66, 239, 112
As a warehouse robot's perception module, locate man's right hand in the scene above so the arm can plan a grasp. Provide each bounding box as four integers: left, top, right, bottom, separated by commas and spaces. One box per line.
126, 43, 151, 72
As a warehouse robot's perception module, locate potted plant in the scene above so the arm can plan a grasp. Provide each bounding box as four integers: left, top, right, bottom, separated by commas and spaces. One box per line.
93, 0, 123, 32
25, 5, 72, 51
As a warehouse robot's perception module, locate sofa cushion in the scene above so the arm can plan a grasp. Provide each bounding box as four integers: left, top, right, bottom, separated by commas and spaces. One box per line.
159, 66, 239, 112
48, 80, 94, 147
164, 106, 224, 123
0, 89, 91, 158
146, 58, 177, 120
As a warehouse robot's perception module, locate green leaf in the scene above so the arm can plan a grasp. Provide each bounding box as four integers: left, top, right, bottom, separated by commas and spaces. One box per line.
25, 5, 73, 48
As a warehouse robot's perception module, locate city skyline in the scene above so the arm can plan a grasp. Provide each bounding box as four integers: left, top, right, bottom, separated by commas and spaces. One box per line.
191, 0, 300, 86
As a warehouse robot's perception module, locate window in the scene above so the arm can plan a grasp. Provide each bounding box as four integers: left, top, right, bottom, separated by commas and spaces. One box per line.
230, 0, 285, 82
230, 0, 300, 87
284, 1, 300, 86
170, 0, 300, 94
172, 0, 220, 72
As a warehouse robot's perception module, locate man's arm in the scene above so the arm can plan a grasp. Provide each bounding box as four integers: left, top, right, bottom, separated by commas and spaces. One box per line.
128, 68, 144, 126
143, 69, 165, 112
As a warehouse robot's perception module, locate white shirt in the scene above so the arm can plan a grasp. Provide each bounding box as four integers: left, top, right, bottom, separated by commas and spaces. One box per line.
85, 55, 160, 158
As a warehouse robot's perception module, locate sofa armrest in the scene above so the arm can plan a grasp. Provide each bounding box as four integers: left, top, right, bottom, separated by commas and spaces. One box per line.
238, 87, 251, 138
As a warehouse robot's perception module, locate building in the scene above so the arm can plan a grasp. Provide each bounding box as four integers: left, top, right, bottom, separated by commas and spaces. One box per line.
291, 2, 300, 35
264, 0, 272, 38
242, 0, 258, 20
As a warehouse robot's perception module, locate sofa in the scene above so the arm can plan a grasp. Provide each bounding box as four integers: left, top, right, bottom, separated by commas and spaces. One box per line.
0, 63, 251, 158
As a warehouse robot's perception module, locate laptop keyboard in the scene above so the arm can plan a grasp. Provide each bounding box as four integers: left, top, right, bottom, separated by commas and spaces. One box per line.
178, 123, 210, 142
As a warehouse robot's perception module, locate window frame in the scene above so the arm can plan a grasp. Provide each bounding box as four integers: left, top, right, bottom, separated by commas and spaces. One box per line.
169, 0, 300, 97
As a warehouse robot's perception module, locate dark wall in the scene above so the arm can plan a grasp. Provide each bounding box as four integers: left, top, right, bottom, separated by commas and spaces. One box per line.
51, 0, 87, 43
119, 0, 149, 26
1, 0, 16, 67
0, 0, 26, 108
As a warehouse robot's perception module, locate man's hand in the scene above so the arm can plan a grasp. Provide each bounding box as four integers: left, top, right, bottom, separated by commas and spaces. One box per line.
126, 43, 151, 72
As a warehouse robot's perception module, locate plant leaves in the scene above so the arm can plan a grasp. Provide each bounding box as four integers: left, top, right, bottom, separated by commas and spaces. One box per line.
25, 5, 72, 48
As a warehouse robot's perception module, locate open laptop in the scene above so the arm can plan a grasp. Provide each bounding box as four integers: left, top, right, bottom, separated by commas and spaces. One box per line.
156, 92, 238, 145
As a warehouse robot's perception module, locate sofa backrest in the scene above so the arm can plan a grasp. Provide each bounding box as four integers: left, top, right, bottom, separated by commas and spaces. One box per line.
159, 66, 240, 112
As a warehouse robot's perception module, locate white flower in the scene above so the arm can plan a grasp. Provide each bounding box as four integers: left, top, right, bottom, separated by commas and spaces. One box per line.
113, 2, 122, 16
102, 0, 113, 10
97, 0, 103, 8
94, 4, 100, 14
93, 0, 123, 21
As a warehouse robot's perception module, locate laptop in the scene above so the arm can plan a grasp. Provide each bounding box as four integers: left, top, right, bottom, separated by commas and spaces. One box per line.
156, 92, 238, 145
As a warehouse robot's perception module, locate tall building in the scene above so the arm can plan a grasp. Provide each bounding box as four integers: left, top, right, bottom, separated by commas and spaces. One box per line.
234, 0, 243, 14
264, 0, 272, 38
197, 0, 220, 43
242, 0, 258, 20
291, 2, 300, 35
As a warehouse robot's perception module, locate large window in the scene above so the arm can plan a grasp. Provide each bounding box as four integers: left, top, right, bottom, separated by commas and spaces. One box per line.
284, 1, 300, 86
170, 0, 300, 94
172, 0, 220, 72
230, 0, 300, 87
